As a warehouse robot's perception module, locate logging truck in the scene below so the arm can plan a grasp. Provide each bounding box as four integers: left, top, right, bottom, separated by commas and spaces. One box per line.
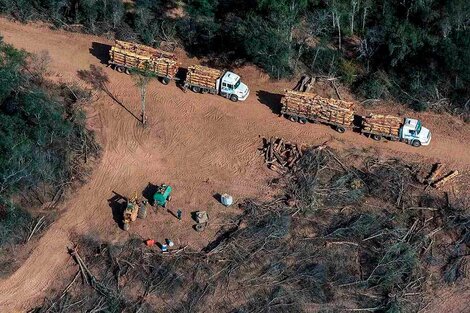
184, 65, 250, 102
280, 90, 355, 133
360, 115, 432, 147
109, 40, 179, 84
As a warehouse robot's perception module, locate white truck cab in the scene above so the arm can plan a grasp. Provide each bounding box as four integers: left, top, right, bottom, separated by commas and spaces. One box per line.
400, 118, 432, 147
218, 71, 250, 101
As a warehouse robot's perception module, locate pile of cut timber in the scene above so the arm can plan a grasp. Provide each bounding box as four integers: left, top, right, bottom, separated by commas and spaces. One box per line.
432, 170, 459, 189
262, 137, 305, 172
420, 163, 460, 189
109, 45, 178, 78
114, 40, 176, 60
281, 91, 355, 126
186, 65, 222, 89
362, 114, 402, 136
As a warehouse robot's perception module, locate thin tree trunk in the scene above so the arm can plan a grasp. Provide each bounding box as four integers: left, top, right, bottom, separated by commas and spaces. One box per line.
351, 0, 358, 35
294, 43, 304, 72
312, 47, 321, 70
336, 15, 342, 50
362, 6, 368, 33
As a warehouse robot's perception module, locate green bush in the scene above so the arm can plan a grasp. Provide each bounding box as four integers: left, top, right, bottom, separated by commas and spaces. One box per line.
1, 1, 469, 111
338, 59, 359, 86
0, 38, 98, 249
0, 197, 32, 246
301, 44, 342, 76
355, 71, 391, 100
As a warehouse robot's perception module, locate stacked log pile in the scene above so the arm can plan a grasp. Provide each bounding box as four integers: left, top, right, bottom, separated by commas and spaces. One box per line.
280, 91, 355, 126
110, 41, 178, 78
114, 40, 176, 60
362, 114, 402, 136
261, 137, 305, 172
186, 65, 222, 89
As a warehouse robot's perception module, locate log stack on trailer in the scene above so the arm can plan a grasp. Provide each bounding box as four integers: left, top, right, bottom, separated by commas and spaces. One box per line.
185, 65, 223, 91
361, 114, 402, 138
114, 40, 176, 60
109, 40, 179, 84
280, 90, 355, 132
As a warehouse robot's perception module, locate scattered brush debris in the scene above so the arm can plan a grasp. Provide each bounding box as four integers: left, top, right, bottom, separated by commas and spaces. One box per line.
35, 145, 469, 312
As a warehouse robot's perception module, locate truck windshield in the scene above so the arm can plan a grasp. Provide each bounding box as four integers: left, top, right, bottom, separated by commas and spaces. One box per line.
234, 79, 240, 89
416, 121, 421, 134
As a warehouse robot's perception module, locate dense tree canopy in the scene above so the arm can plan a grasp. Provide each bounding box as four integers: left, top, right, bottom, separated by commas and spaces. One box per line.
0, 37, 96, 246
0, 0, 468, 112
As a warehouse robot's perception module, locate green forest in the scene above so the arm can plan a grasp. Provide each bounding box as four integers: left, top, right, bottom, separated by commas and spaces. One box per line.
0, 1, 469, 113
0, 37, 97, 253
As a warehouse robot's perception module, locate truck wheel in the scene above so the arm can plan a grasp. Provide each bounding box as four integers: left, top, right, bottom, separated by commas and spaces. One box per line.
230, 94, 239, 102
161, 77, 170, 85
289, 116, 298, 123
371, 134, 382, 141
125, 68, 131, 75
298, 118, 307, 124
192, 86, 201, 93
336, 126, 346, 133
116, 66, 124, 73
167, 195, 172, 202
138, 207, 147, 219
411, 140, 421, 147
201, 88, 208, 94
195, 223, 205, 232
123, 223, 130, 231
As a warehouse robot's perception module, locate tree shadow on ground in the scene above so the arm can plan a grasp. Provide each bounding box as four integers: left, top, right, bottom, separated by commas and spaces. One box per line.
77, 65, 141, 122
257, 90, 283, 115
107, 192, 127, 229
89, 42, 110, 65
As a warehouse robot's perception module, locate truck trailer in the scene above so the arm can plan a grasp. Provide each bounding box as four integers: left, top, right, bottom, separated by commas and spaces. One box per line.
280, 90, 355, 133
361, 114, 432, 147
108, 40, 178, 84
184, 65, 250, 102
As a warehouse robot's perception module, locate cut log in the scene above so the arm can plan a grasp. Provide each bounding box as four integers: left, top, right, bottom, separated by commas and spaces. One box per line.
273, 150, 286, 166
262, 136, 308, 171
426, 163, 444, 184
268, 137, 274, 162
432, 171, 459, 189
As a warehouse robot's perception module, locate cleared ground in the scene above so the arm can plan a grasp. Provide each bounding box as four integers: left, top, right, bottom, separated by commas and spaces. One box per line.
0, 18, 468, 312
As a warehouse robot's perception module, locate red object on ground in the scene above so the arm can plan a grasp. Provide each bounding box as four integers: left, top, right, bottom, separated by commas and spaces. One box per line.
145, 239, 155, 246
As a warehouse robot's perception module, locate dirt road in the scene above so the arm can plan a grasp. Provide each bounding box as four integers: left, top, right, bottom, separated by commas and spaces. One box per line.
0, 19, 468, 311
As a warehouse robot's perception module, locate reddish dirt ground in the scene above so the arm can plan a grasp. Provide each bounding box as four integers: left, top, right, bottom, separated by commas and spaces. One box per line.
0, 18, 469, 312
